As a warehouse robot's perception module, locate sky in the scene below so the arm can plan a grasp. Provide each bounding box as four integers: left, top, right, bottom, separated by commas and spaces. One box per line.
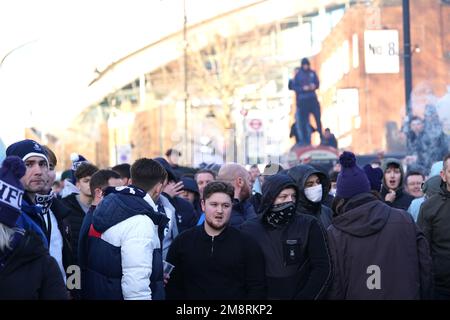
0, 0, 259, 145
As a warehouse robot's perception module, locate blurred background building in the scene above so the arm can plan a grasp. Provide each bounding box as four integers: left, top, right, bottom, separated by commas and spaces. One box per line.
2, 0, 449, 168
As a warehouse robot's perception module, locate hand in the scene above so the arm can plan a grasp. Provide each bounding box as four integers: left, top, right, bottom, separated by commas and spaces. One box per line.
163, 273, 170, 287
163, 181, 184, 198
302, 85, 310, 91
385, 189, 396, 203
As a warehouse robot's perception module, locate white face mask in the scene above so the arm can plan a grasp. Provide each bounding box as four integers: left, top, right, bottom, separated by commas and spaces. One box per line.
305, 184, 323, 203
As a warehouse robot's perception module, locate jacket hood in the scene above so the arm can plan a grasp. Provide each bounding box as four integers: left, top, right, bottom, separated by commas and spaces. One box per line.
332, 193, 390, 237
439, 180, 450, 199
381, 158, 404, 190
286, 164, 330, 212
258, 174, 298, 216
430, 161, 443, 177
154, 157, 178, 182
92, 193, 168, 233
180, 177, 199, 196
423, 175, 443, 197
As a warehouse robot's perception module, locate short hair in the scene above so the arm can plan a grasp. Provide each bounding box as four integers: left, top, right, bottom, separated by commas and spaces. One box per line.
443, 153, 450, 170
61, 169, 72, 181
89, 169, 121, 196
217, 163, 248, 182
195, 169, 216, 181
262, 163, 284, 176
42, 145, 57, 167
112, 163, 131, 179
325, 128, 331, 132
405, 170, 425, 184
75, 163, 99, 181
165, 148, 182, 157
131, 158, 167, 192
329, 170, 339, 183
203, 181, 234, 202
250, 164, 259, 170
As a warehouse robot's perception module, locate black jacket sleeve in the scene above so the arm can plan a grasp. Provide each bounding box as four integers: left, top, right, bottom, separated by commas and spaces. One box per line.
165, 237, 185, 300
40, 255, 70, 300
414, 222, 434, 299
295, 219, 332, 300
242, 234, 267, 299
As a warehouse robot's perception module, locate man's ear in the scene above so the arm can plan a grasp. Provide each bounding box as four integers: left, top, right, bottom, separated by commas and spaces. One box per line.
94, 187, 103, 199
441, 170, 447, 183
236, 177, 243, 187
201, 199, 206, 212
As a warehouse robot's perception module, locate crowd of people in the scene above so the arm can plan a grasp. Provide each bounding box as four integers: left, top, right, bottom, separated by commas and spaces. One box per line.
1, 138, 450, 300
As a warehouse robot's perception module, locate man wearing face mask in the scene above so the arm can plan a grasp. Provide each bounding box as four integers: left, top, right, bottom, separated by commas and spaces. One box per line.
241, 174, 332, 300
286, 165, 333, 228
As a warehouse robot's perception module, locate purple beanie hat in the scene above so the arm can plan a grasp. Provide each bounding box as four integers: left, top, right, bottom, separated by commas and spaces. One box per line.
363, 164, 383, 192
336, 151, 371, 199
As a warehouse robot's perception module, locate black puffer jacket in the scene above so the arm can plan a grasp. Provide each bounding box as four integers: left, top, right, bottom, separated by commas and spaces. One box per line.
241, 174, 332, 300
286, 165, 333, 228
0, 231, 69, 300
61, 194, 86, 265
418, 182, 450, 294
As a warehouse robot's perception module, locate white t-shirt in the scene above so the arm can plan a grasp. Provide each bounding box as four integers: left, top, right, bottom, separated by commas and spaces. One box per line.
44, 210, 67, 283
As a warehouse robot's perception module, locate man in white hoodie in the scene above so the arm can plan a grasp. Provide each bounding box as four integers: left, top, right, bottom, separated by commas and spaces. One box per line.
84, 158, 169, 300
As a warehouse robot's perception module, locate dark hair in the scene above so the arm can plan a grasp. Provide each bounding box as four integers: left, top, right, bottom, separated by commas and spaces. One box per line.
112, 163, 131, 179
325, 128, 331, 132
75, 163, 99, 181
410, 116, 423, 123
131, 158, 167, 192
61, 169, 72, 181
405, 170, 425, 184
195, 169, 216, 180
165, 148, 181, 157
52, 181, 61, 187
203, 181, 234, 201
329, 170, 339, 183
250, 164, 259, 170
42, 145, 57, 167
89, 169, 121, 196
443, 153, 450, 170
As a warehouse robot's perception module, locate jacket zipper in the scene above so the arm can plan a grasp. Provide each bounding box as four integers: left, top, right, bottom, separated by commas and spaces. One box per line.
211, 236, 215, 256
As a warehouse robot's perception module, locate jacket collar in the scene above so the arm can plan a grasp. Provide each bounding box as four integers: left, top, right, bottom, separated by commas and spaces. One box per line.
143, 194, 159, 212
199, 224, 229, 242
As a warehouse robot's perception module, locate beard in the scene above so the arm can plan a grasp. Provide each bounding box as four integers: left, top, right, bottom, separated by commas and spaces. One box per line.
205, 214, 228, 231
239, 184, 251, 202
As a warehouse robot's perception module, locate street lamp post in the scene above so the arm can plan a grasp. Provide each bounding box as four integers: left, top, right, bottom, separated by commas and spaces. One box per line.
183, 0, 190, 166
402, 0, 413, 118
